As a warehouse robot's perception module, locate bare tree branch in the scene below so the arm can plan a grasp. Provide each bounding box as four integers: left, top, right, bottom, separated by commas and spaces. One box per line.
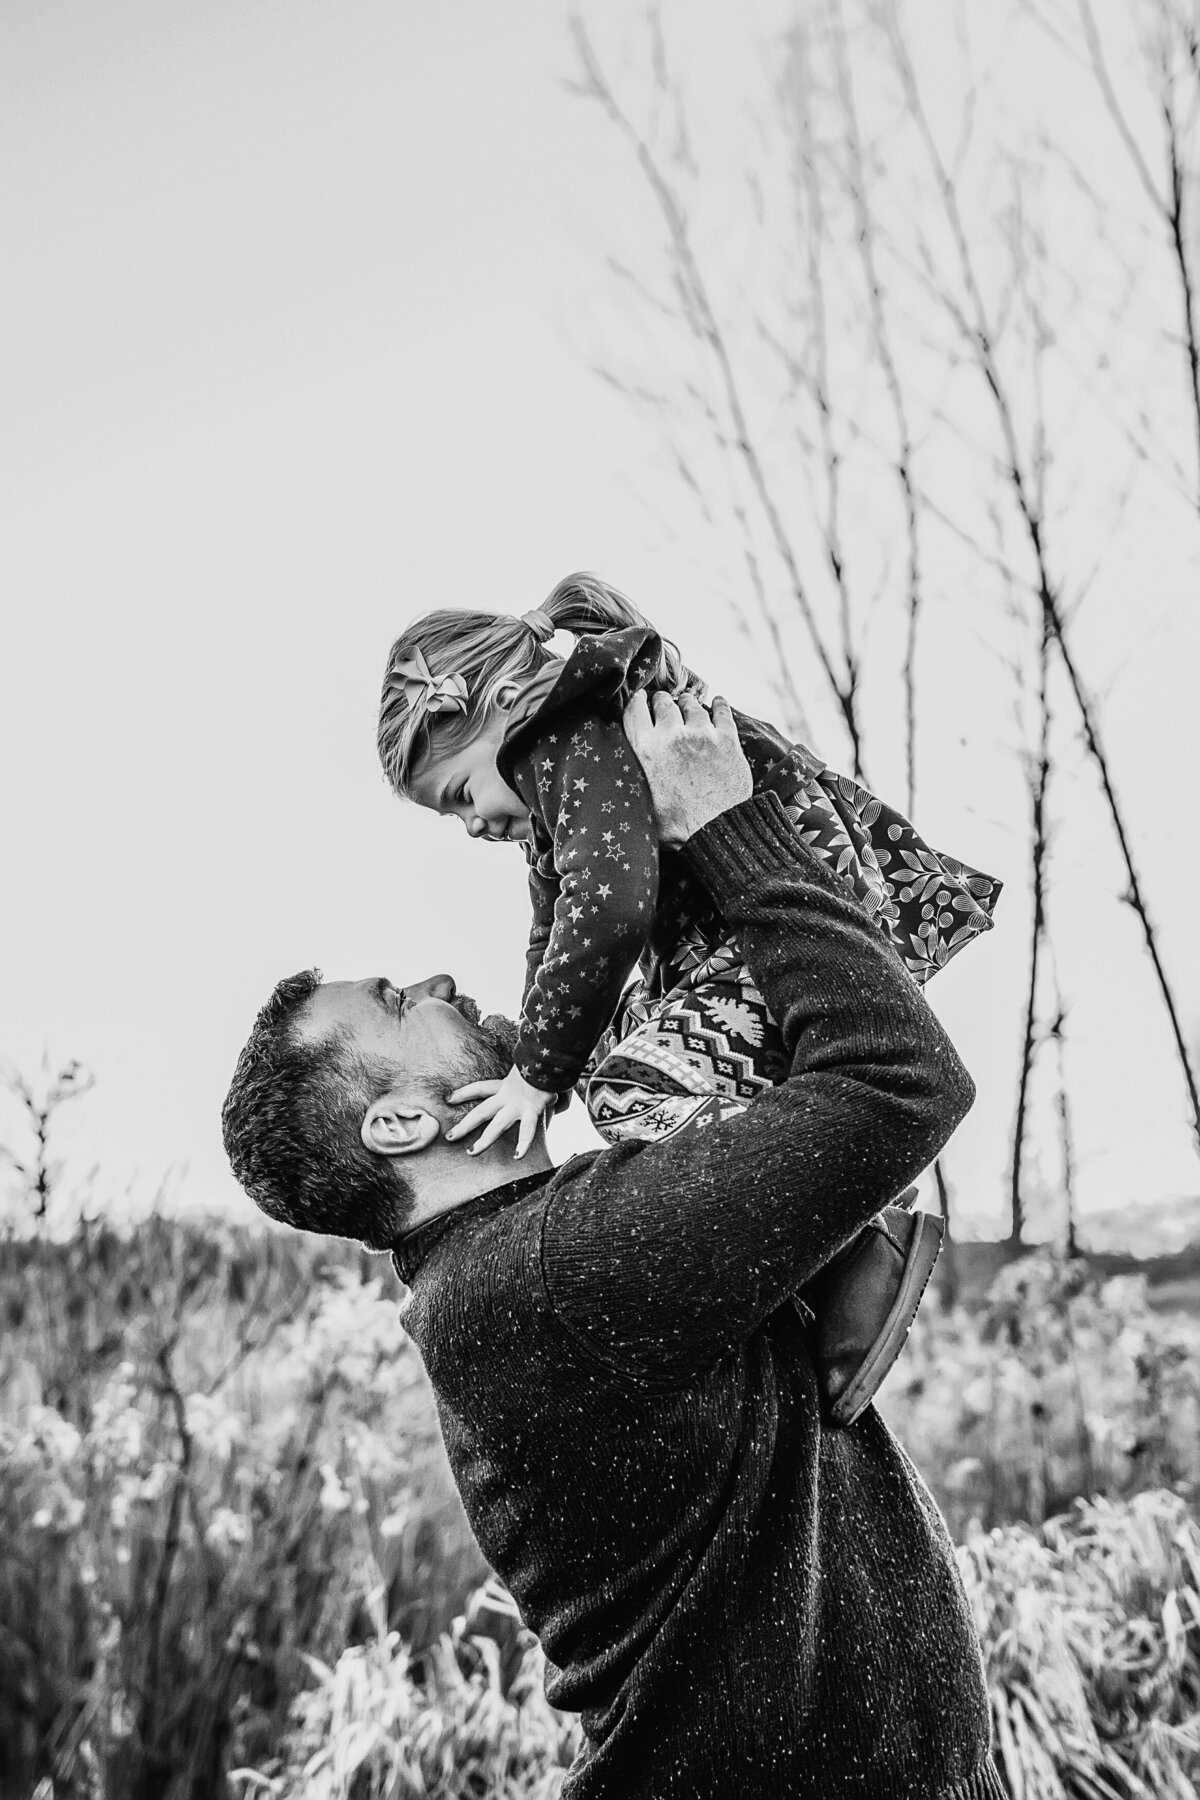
1079, 0, 1200, 506
785, 24, 864, 771
828, 0, 923, 804
886, 0, 1200, 1158
571, 11, 861, 753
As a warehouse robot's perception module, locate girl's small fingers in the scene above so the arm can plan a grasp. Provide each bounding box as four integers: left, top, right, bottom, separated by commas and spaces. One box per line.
449, 1081, 501, 1105
447, 1101, 493, 1142
447, 1090, 507, 1139
467, 1113, 513, 1157
517, 1105, 545, 1158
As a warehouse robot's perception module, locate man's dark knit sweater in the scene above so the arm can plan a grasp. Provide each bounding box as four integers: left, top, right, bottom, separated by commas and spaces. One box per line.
392, 793, 1004, 1799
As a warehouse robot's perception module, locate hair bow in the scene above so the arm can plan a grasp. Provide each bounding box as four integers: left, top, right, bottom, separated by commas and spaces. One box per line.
393, 647, 469, 716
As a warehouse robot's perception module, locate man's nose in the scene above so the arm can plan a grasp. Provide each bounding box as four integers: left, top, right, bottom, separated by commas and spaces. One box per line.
406, 973, 456, 1004
467, 816, 489, 839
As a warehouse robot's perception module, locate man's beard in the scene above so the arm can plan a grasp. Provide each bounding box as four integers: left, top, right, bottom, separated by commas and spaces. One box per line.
438, 994, 520, 1093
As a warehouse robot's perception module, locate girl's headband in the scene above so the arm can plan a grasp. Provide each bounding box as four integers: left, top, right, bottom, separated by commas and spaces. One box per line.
392, 646, 469, 717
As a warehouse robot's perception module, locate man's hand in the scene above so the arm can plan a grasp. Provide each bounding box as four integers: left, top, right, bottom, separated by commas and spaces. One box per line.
623, 691, 753, 845
446, 1064, 558, 1159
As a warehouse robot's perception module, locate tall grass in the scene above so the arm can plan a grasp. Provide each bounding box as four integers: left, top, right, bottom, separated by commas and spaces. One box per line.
0, 1218, 486, 1799
239, 1492, 1200, 1800
1, 1217, 1197, 1797
964, 1491, 1200, 1799
879, 1250, 1200, 1537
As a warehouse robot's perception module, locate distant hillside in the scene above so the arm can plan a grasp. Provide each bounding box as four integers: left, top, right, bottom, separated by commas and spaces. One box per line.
1065, 1192, 1200, 1256
934, 1217, 1200, 1312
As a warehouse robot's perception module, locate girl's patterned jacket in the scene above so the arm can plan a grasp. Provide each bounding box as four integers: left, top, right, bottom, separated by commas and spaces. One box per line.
496, 625, 1000, 1097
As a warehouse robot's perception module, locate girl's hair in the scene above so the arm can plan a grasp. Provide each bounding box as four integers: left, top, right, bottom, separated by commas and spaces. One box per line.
377, 572, 699, 796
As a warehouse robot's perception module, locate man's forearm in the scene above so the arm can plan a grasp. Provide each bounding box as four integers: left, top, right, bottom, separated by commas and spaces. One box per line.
541, 790, 974, 1379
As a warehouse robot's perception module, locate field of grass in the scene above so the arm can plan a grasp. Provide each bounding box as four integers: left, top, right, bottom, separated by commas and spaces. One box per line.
1, 1215, 1198, 1798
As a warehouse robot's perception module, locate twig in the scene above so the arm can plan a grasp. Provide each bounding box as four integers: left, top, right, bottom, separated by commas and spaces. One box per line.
1079, 0, 1200, 508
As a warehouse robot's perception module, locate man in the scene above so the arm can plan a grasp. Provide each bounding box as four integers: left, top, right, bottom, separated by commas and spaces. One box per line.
223, 693, 1003, 1799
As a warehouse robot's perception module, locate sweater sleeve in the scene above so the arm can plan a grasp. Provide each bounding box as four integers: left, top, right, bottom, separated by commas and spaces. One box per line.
538, 792, 975, 1384
522, 852, 557, 1005
508, 705, 659, 1094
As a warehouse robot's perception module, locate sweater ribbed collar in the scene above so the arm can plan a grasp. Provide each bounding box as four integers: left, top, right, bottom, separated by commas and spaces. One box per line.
390, 1170, 551, 1286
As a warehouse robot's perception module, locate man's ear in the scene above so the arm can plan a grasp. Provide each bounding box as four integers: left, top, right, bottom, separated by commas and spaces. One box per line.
360, 1094, 441, 1158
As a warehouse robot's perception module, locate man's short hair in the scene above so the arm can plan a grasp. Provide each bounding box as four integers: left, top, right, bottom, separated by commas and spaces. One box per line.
221, 969, 416, 1248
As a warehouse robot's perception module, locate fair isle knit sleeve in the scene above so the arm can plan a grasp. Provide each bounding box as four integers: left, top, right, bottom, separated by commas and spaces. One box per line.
508, 706, 659, 1095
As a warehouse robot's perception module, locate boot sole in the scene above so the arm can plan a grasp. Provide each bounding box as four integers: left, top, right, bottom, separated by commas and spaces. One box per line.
828, 1210, 944, 1428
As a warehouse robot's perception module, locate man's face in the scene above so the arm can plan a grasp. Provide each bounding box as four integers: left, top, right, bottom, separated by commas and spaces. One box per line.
295, 972, 515, 1099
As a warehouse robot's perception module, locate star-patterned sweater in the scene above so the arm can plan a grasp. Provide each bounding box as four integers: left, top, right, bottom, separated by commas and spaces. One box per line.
391, 793, 1003, 1799
498, 625, 803, 1095
496, 625, 998, 1097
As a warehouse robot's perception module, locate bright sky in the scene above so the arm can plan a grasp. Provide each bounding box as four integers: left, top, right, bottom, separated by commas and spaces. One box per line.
2, 0, 1198, 1244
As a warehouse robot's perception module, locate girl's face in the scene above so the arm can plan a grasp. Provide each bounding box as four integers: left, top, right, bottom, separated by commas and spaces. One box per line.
408, 705, 533, 844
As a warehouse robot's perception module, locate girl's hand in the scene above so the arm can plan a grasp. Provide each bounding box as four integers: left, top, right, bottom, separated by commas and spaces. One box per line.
446, 1065, 558, 1160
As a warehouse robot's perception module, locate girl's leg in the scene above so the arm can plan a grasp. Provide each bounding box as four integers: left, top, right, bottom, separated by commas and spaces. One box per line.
585, 957, 780, 1147
760, 745, 1001, 983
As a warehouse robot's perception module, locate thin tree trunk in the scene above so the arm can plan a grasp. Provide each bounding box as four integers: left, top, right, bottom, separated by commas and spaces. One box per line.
1049, 1000, 1080, 1257
890, 7, 1200, 1158
1010, 620, 1052, 1245
932, 1157, 959, 1309
828, 0, 921, 798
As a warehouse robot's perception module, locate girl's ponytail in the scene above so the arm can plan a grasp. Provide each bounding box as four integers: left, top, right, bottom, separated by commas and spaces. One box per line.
541, 573, 700, 697
377, 573, 700, 799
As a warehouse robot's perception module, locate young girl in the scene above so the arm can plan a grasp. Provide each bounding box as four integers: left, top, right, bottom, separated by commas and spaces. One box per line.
378, 574, 1000, 1423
